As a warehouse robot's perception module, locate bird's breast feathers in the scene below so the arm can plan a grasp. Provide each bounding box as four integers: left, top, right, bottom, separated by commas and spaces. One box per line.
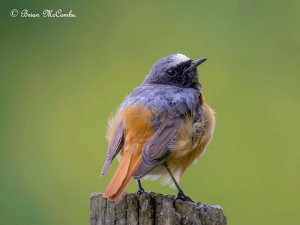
107, 86, 215, 180
119, 84, 201, 115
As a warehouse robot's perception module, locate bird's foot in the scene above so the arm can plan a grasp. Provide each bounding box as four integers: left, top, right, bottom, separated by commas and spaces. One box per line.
136, 179, 145, 195
174, 191, 194, 204
137, 187, 145, 195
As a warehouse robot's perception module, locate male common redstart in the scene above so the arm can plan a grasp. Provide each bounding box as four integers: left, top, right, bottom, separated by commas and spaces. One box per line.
101, 54, 215, 202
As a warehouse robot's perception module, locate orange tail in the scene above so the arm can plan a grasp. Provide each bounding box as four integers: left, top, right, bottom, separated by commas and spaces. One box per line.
104, 104, 154, 201
103, 153, 141, 201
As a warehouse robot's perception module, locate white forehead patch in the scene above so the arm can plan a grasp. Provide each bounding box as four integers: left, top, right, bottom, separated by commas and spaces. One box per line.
170, 54, 190, 66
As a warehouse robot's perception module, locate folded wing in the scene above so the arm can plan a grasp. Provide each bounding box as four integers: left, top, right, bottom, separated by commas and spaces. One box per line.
133, 110, 181, 179
101, 121, 124, 176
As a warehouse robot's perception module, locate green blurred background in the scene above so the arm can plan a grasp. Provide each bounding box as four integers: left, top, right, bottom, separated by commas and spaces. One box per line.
1, 1, 300, 224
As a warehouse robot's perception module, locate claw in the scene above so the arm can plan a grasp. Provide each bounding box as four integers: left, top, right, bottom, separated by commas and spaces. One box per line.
173, 191, 194, 205
137, 187, 145, 195
136, 179, 145, 195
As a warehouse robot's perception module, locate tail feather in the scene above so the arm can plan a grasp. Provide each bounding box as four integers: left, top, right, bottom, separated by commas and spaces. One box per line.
103, 153, 141, 201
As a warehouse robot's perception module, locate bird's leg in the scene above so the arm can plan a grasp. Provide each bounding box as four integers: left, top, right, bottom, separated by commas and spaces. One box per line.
164, 162, 194, 203
136, 179, 145, 194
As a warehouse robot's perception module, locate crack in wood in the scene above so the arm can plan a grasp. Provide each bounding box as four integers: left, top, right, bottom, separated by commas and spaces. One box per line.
90, 192, 227, 225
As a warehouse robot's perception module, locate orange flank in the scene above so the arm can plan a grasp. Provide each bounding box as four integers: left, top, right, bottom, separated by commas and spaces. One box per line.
103, 105, 153, 201
140, 96, 216, 185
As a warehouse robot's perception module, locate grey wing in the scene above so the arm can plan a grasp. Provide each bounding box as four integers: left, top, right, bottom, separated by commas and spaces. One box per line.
133, 113, 181, 179
101, 122, 124, 176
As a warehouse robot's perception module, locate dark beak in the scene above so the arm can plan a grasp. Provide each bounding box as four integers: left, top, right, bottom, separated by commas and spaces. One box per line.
190, 57, 207, 69
183, 57, 208, 74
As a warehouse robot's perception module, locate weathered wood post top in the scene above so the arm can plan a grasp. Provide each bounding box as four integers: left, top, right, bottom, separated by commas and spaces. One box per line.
90, 192, 227, 225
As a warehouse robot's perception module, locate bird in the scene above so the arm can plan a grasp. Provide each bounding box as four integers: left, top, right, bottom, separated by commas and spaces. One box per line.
101, 53, 216, 202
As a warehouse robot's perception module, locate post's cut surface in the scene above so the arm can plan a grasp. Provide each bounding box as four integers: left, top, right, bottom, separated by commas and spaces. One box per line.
90, 192, 227, 225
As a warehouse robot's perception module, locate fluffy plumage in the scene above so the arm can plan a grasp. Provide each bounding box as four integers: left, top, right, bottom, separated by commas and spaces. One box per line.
101, 54, 215, 201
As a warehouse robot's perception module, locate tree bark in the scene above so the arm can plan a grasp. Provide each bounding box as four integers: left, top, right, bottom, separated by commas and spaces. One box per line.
90, 192, 227, 225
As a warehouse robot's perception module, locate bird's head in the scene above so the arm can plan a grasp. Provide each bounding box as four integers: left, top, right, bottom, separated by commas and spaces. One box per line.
143, 53, 207, 89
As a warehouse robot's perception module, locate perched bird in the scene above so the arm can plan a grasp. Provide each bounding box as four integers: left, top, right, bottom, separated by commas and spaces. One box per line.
101, 53, 216, 202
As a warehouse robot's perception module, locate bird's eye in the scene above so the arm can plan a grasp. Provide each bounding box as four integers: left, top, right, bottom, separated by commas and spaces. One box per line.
167, 69, 175, 77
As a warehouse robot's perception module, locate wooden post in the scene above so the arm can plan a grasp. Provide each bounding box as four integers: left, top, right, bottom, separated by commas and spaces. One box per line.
90, 192, 227, 225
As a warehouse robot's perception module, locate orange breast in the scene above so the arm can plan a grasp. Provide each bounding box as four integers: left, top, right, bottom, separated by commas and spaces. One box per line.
165, 100, 216, 182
